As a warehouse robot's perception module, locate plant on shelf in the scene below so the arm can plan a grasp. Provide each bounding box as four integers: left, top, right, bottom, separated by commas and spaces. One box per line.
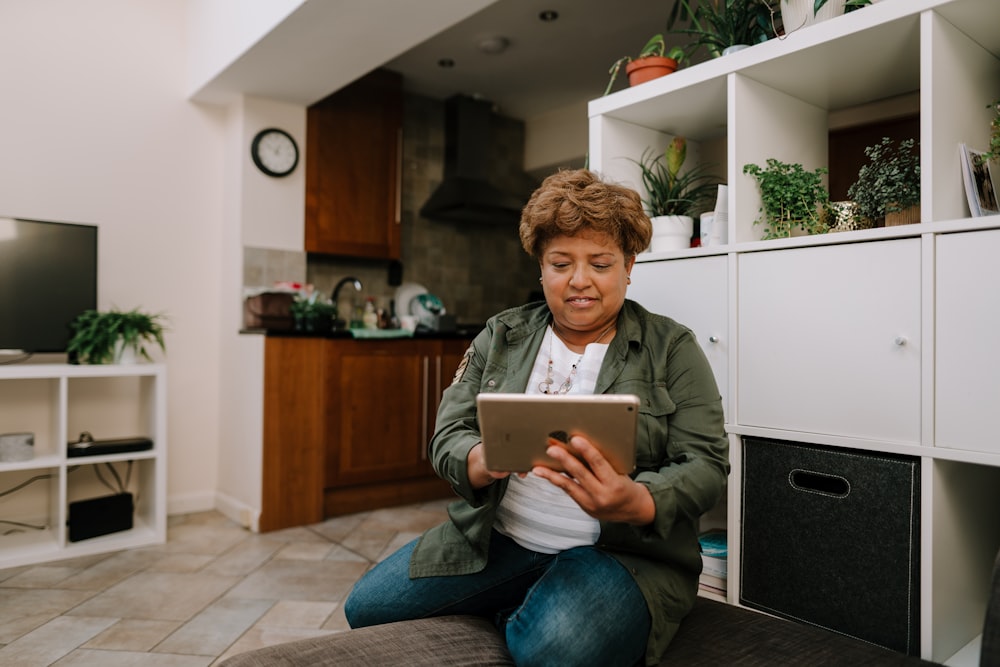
743, 158, 830, 239
290, 289, 336, 333
847, 137, 921, 227
67, 307, 168, 364
604, 34, 686, 96
667, 0, 775, 60
978, 99, 1000, 165
636, 137, 723, 251
637, 137, 722, 217
777, 0, 869, 34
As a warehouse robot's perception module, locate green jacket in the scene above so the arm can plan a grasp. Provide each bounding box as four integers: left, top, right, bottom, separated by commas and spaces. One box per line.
410, 299, 730, 665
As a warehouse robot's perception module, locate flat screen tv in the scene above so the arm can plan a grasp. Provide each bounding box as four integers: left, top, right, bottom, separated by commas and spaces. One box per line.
0, 217, 98, 354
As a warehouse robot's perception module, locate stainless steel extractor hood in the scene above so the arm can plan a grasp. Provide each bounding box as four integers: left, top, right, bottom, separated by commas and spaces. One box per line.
420, 95, 529, 225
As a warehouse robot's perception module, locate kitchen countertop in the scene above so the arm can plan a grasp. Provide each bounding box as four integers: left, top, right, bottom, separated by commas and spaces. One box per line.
240, 325, 483, 340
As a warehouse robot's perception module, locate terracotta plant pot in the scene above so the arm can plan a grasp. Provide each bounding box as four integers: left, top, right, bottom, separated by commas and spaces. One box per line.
626, 56, 678, 87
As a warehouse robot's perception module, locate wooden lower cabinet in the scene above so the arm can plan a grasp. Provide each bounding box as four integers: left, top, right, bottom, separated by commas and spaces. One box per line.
260, 336, 473, 529
323, 337, 470, 517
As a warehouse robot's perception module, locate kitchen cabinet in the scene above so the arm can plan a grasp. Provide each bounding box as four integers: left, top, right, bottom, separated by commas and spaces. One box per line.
259, 335, 470, 530
305, 68, 403, 259
323, 337, 470, 517
589, 0, 1000, 661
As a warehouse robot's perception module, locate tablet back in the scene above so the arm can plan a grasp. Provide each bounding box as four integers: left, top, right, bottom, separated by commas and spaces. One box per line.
477, 393, 639, 474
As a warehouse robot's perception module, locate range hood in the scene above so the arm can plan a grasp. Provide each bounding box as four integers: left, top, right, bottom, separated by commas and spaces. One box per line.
420, 95, 529, 225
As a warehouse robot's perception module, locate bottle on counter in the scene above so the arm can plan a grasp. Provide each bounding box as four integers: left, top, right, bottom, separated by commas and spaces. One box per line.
362, 297, 378, 330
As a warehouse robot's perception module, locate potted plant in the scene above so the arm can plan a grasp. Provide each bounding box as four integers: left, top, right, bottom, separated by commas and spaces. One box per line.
667, 0, 775, 59
743, 158, 830, 239
978, 98, 1000, 165
635, 136, 723, 251
67, 307, 168, 364
290, 291, 336, 333
847, 137, 921, 227
604, 34, 686, 96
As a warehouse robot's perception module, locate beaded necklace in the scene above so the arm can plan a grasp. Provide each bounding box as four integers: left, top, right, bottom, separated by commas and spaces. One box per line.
538, 322, 615, 395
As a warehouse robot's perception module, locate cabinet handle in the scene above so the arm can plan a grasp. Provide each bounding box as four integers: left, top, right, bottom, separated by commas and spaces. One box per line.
894, 336, 907, 346
708, 336, 720, 344
395, 128, 403, 224
421, 355, 429, 459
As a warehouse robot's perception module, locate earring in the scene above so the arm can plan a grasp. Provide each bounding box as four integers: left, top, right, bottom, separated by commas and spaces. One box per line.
627, 276, 632, 284
539, 277, 543, 283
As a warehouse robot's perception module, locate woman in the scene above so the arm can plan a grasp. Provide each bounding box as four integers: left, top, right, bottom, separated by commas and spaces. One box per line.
344, 169, 729, 666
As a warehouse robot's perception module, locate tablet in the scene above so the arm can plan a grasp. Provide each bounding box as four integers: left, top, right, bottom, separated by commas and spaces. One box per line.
476, 393, 639, 474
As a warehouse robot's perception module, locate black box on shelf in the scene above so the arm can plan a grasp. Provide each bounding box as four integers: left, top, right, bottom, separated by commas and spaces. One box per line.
67, 492, 134, 542
740, 436, 920, 656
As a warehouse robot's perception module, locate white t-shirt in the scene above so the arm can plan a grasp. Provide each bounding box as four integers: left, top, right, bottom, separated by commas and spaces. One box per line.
494, 326, 610, 554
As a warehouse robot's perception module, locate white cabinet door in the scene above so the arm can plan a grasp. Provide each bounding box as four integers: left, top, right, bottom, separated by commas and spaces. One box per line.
738, 239, 921, 442
629, 256, 729, 417
936, 229, 1000, 454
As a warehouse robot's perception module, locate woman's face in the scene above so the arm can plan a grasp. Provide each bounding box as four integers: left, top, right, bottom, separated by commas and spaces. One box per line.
539, 230, 635, 339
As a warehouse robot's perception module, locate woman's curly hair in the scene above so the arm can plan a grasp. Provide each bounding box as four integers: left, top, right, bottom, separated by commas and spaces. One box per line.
519, 169, 652, 260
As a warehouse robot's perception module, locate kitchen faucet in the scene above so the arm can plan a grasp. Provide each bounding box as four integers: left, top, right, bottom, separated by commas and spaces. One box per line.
331, 277, 363, 330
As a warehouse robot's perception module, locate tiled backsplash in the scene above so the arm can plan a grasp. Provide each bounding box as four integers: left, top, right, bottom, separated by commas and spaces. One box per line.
243, 93, 542, 326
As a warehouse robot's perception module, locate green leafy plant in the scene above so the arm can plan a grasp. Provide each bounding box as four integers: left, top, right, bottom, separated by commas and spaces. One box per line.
743, 159, 830, 239
667, 0, 775, 59
846, 137, 920, 223
635, 137, 722, 218
604, 34, 686, 96
67, 308, 168, 364
979, 99, 1000, 165
290, 292, 335, 332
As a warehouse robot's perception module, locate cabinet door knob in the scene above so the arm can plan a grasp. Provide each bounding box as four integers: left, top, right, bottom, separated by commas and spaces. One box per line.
894, 336, 907, 346
708, 336, 720, 344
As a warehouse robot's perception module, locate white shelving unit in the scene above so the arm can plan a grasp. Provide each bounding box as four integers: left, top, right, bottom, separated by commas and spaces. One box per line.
590, 0, 1000, 663
0, 363, 166, 569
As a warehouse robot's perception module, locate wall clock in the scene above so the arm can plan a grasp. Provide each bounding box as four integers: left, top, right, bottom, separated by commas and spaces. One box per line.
250, 128, 299, 177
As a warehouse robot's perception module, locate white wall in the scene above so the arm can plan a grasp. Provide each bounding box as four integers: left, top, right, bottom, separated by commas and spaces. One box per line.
0, 0, 227, 514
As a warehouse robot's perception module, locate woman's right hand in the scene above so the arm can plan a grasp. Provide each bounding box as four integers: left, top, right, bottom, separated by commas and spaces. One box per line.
467, 442, 512, 489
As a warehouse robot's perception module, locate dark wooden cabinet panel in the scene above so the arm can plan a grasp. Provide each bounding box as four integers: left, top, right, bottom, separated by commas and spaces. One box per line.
260, 336, 473, 527
325, 339, 433, 486
305, 68, 402, 259
261, 336, 327, 532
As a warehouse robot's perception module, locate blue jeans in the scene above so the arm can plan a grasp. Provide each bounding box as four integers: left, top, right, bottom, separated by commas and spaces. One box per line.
344, 530, 651, 667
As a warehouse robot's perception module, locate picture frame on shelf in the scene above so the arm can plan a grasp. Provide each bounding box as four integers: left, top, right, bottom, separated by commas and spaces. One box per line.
960, 143, 1000, 217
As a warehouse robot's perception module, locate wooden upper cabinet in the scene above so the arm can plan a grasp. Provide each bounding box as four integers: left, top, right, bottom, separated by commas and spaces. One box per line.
305, 68, 403, 259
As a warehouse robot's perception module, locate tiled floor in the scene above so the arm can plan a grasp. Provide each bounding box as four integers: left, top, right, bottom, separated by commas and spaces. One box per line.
0, 499, 451, 666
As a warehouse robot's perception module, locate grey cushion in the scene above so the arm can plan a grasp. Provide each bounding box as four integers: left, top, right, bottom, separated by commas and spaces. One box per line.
659, 597, 939, 666
219, 615, 513, 666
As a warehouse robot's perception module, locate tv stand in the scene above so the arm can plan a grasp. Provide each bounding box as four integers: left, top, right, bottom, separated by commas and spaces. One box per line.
0, 363, 166, 568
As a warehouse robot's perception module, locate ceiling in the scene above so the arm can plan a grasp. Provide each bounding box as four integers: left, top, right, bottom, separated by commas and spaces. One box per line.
384, 0, 674, 120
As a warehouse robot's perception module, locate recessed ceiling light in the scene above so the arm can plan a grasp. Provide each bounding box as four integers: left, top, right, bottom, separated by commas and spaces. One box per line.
477, 35, 509, 54
437, 58, 455, 68
539, 10, 558, 22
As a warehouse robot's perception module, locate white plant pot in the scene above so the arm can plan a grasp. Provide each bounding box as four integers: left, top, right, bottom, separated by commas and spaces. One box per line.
648, 215, 693, 252
113, 338, 140, 365
781, 0, 846, 33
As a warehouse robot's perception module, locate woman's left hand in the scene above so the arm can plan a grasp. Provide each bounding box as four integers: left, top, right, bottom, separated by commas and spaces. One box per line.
532, 435, 655, 526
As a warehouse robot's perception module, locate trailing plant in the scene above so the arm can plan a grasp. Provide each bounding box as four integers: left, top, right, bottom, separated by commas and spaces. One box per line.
67, 307, 168, 364
743, 159, 830, 239
635, 137, 722, 218
604, 34, 686, 96
978, 99, 1000, 165
667, 0, 775, 59
846, 137, 920, 223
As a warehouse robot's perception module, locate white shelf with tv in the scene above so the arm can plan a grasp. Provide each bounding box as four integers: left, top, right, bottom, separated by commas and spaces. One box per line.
0, 364, 166, 569
590, 0, 1000, 662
